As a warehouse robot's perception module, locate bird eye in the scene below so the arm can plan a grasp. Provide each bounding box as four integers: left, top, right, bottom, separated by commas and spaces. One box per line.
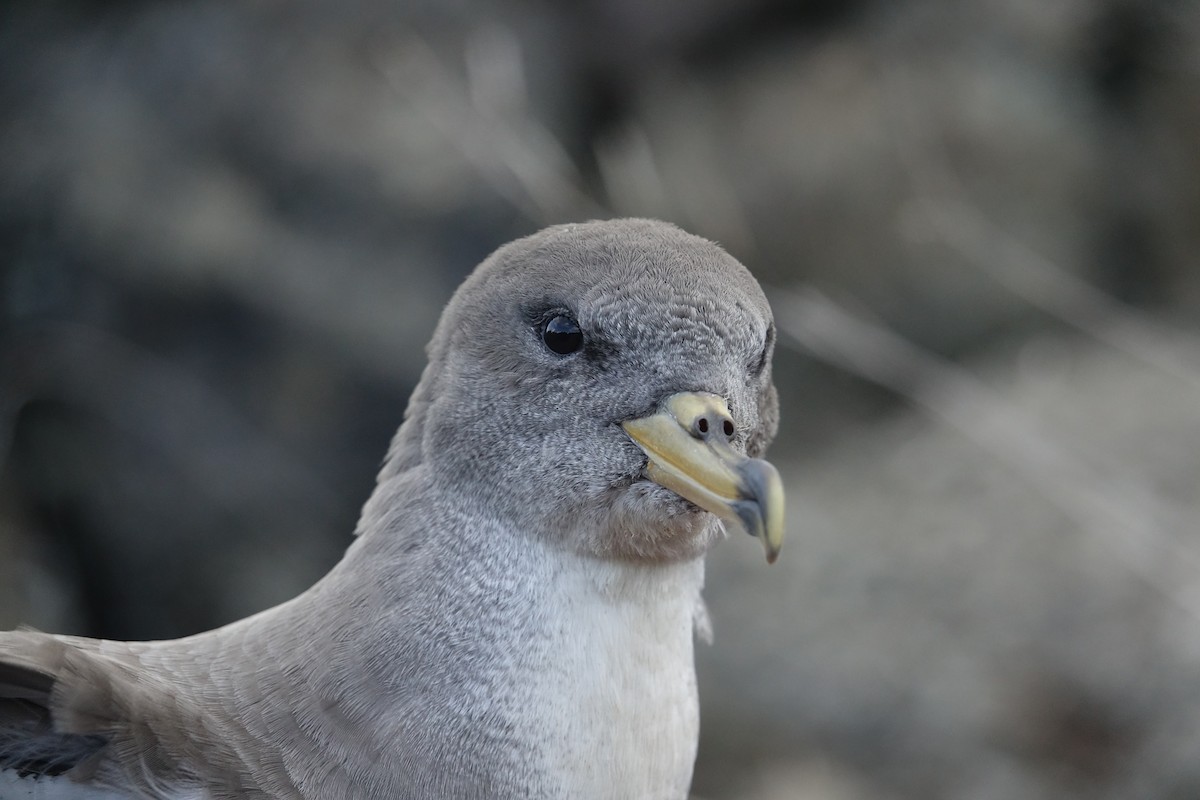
750, 323, 775, 377
542, 314, 583, 355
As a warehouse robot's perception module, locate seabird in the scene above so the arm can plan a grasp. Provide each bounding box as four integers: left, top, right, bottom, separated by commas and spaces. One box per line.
0, 218, 784, 799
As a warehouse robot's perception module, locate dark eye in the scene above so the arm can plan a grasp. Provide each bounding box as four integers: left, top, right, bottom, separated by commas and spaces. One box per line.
542, 314, 583, 355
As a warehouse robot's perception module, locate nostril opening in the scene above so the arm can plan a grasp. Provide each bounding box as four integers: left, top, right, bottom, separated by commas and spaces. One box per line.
697, 418, 709, 434
723, 419, 735, 437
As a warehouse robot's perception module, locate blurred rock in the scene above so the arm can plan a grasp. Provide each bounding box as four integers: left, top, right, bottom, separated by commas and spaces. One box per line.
731, 757, 878, 800
695, 333, 1200, 798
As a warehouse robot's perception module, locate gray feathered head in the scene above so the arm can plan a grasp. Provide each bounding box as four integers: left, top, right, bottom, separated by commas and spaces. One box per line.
377, 218, 782, 564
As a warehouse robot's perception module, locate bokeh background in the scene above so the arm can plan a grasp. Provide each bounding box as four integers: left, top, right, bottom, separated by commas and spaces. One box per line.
2, 1, 1199, 797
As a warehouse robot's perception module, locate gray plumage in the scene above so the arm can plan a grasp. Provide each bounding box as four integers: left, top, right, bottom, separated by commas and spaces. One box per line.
0, 218, 780, 799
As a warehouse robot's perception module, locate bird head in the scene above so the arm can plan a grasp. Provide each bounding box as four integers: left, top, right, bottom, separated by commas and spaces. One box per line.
381, 218, 783, 565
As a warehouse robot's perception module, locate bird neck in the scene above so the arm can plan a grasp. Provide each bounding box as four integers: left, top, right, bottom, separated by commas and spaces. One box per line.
342, 463, 709, 620
282, 472, 709, 796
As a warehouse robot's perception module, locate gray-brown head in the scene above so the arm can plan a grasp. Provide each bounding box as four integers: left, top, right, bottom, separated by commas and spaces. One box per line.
379, 218, 782, 564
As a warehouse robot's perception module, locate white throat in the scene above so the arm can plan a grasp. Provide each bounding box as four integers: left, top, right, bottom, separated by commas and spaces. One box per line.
523, 550, 707, 799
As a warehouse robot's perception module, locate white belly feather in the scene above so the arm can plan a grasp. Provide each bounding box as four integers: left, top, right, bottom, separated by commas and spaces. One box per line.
527, 557, 703, 799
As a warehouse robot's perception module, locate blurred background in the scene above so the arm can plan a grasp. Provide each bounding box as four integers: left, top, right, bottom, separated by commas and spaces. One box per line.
2, 0, 1199, 797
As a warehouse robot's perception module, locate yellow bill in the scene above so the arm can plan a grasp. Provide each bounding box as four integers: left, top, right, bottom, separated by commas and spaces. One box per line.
622, 392, 785, 563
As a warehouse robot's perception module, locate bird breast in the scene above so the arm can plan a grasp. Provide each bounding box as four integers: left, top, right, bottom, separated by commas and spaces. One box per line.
519, 555, 704, 799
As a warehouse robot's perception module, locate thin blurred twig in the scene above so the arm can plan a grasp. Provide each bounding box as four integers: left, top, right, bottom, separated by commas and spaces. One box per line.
373, 31, 606, 223
772, 286, 1200, 621
883, 65, 1200, 394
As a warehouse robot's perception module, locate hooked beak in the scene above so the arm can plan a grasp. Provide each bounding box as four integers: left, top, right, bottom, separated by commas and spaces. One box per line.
622, 392, 785, 563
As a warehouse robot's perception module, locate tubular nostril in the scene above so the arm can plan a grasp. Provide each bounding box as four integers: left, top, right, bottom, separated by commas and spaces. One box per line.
669, 392, 738, 443
692, 414, 734, 440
